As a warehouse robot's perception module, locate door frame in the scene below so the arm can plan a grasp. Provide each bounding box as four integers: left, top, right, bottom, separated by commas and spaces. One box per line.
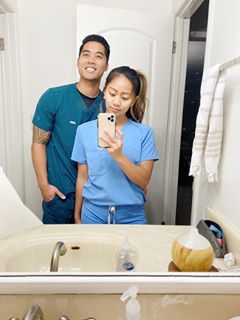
163, 0, 204, 225
0, 13, 6, 170
0, 0, 24, 200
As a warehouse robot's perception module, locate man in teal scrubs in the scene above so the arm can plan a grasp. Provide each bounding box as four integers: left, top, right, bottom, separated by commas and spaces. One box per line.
31, 34, 110, 224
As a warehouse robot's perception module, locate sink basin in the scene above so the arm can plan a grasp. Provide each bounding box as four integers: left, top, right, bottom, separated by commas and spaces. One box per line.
0, 227, 127, 272
4, 240, 120, 272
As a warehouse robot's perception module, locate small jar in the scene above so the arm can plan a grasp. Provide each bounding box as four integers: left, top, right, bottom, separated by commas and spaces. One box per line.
171, 228, 214, 272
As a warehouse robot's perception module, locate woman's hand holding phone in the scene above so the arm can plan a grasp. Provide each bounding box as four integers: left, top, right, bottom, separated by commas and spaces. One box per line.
97, 113, 124, 160
98, 113, 116, 148
102, 128, 124, 160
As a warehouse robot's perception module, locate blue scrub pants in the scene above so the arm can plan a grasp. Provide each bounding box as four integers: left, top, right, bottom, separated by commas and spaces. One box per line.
42, 193, 75, 224
81, 199, 146, 224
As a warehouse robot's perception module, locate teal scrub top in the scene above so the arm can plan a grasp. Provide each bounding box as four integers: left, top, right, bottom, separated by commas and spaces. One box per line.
71, 119, 159, 206
32, 83, 105, 195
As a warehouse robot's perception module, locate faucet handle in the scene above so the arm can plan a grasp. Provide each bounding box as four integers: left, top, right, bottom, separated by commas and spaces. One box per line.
22, 303, 44, 320
56, 316, 97, 320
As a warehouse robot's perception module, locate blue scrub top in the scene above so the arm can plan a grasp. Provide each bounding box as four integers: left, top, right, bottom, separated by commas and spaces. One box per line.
32, 83, 105, 195
71, 119, 159, 206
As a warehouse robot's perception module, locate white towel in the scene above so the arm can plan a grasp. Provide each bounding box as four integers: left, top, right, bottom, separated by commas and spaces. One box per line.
189, 64, 226, 182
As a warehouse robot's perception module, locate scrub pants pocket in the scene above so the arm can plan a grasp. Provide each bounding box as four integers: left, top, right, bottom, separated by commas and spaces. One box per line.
42, 193, 75, 224
115, 205, 146, 224
81, 199, 108, 224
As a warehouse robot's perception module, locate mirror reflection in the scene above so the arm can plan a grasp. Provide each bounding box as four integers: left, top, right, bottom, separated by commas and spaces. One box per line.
1, 0, 240, 275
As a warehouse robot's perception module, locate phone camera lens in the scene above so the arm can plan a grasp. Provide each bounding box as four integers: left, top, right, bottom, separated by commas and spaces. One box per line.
111, 115, 114, 119
111, 119, 114, 122
107, 117, 111, 120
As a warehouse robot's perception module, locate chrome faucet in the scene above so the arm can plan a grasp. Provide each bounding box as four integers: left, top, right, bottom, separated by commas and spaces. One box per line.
57, 317, 96, 320
22, 304, 44, 320
9, 312, 96, 320
50, 241, 67, 272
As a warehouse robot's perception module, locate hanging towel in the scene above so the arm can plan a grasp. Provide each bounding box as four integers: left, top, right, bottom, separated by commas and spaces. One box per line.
189, 64, 226, 182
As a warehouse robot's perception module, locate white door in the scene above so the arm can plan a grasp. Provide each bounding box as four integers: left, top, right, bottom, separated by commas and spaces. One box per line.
77, 5, 174, 224
0, 14, 7, 173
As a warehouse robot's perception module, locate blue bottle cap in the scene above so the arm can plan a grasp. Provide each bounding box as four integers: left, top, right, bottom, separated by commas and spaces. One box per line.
123, 262, 135, 271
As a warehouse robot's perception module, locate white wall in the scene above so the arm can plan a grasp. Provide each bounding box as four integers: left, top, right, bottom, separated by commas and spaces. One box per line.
193, 0, 240, 231
77, 0, 171, 12
18, 0, 77, 217
17, 0, 173, 218
0, 0, 17, 11
171, 0, 187, 14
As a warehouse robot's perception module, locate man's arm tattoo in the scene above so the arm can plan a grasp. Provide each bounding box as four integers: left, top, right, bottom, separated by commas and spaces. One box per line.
32, 125, 51, 144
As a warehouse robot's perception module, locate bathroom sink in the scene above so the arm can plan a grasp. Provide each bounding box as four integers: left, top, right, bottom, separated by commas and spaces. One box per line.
0, 224, 195, 273
4, 240, 119, 272
0, 227, 124, 272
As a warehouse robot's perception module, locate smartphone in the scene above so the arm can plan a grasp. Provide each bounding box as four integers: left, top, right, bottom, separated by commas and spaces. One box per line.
98, 113, 116, 148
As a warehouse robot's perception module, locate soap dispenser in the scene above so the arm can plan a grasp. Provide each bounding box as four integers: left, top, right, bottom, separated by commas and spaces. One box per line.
116, 235, 136, 271
120, 286, 141, 320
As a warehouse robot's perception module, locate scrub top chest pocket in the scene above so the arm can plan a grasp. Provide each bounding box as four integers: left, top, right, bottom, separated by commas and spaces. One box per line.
86, 148, 109, 176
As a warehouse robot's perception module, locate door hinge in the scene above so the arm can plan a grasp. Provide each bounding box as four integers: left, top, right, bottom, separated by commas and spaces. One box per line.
0, 38, 5, 51
172, 40, 176, 54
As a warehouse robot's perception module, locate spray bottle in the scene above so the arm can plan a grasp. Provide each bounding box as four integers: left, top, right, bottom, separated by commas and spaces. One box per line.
120, 286, 141, 320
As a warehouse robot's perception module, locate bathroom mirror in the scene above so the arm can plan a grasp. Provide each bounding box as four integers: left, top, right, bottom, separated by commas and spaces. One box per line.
1, 0, 240, 276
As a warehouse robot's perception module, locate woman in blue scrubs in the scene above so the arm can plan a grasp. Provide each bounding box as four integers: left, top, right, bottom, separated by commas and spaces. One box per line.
71, 66, 159, 224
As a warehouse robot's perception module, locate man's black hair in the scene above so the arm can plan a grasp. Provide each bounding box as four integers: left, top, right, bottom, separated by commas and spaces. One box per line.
78, 34, 110, 62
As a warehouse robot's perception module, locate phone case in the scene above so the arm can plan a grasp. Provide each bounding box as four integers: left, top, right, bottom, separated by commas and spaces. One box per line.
98, 113, 116, 148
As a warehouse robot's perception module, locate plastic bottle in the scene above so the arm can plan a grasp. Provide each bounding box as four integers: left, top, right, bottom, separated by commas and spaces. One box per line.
221, 252, 240, 272
116, 235, 136, 272
120, 286, 141, 320
224, 252, 235, 269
